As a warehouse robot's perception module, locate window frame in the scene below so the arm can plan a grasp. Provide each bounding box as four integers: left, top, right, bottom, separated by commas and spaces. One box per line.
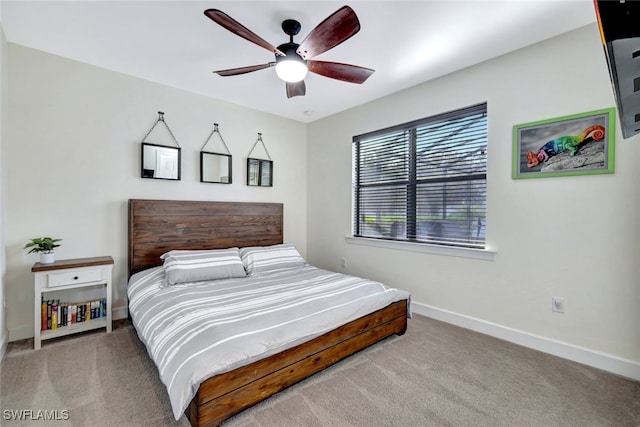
352, 103, 489, 251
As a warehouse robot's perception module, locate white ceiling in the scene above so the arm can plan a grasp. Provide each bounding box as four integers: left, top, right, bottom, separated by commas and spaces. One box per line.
1, 1, 597, 123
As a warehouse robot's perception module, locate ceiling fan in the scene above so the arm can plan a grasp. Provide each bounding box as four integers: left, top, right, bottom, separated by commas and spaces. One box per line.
204, 5, 375, 98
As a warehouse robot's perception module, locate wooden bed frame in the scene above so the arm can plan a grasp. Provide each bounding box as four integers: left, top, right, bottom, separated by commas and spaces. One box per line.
128, 199, 408, 427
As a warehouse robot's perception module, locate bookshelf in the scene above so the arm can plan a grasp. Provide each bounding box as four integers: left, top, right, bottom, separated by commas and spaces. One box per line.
32, 256, 113, 349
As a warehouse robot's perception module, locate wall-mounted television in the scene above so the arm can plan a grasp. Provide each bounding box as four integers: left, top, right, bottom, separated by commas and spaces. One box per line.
594, 0, 640, 139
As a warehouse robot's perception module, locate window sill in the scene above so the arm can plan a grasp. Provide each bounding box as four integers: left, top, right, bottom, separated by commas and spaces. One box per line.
345, 236, 495, 261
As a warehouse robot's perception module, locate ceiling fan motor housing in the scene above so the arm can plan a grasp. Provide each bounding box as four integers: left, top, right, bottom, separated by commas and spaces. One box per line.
275, 42, 305, 62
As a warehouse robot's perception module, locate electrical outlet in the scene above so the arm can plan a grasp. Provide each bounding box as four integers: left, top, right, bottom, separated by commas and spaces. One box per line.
551, 296, 565, 313
340, 258, 347, 268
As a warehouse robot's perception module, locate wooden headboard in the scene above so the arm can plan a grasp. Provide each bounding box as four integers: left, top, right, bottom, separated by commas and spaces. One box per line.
128, 199, 283, 276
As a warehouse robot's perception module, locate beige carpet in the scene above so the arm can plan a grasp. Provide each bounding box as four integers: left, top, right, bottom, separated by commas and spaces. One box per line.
1, 315, 639, 426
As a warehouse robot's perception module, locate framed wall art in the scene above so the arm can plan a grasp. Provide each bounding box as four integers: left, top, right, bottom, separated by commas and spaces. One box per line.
512, 108, 616, 179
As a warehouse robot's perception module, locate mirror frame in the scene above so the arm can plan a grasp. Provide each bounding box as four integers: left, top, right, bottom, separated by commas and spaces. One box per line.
246, 158, 273, 187
200, 151, 232, 184
141, 142, 181, 180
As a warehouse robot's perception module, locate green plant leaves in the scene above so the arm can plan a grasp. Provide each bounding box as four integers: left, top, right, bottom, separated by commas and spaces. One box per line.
24, 237, 62, 253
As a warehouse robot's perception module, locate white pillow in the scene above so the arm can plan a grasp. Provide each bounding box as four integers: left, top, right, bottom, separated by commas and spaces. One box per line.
160, 247, 246, 285
239, 243, 306, 276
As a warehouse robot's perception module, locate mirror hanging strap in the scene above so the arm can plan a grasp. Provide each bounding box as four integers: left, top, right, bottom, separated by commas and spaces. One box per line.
141, 111, 181, 147
247, 132, 272, 160
200, 123, 231, 154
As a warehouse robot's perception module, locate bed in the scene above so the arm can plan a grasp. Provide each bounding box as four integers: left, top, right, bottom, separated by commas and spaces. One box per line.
128, 199, 410, 426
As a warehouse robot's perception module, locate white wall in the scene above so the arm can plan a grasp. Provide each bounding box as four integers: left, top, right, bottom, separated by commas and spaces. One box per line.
307, 24, 640, 373
0, 23, 8, 357
6, 44, 307, 340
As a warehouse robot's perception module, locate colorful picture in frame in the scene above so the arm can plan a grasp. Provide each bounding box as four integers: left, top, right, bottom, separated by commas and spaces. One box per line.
512, 108, 615, 179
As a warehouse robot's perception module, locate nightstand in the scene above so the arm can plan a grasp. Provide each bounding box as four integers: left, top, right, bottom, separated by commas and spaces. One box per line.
32, 256, 113, 349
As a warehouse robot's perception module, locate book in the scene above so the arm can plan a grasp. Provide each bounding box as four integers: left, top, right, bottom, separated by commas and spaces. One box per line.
58, 301, 63, 328
58, 303, 63, 328
61, 303, 67, 327
47, 300, 52, 330
51, 301, 58, 330
41, 299, 47, 331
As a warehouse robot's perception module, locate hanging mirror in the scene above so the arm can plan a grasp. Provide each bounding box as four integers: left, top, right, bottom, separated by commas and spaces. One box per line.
247, 158, 273, 186
200, 123, 232, 184
201, 153, 232, 183
142, 143, 181, 180
246, 132, 273, 187
140, 111, 181, 180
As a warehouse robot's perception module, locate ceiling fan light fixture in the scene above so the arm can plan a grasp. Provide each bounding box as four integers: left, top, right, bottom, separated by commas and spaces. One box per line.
275, 58, 308, 82
206, 8, 373, 96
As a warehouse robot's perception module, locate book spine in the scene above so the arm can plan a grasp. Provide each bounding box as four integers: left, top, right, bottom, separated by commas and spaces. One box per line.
52, 301, 58, 330
41, 299, 47, 331
47, 300, 52, 329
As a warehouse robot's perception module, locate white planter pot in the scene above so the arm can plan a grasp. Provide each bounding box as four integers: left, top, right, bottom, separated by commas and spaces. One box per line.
39, 252, 55, 264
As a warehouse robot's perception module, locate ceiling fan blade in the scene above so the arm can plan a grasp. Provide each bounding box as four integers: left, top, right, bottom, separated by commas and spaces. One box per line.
286, 81, 306, 98
307, 61, 374, 84
213, 62, 275, 77
296, 6, 361, 60
204, 9, 285, 56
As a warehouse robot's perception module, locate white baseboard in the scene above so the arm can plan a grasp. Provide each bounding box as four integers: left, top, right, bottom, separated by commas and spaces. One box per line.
0, 327, 8, 360
412, 301, 640, 382
8, 324, 31, 342
112, 305, 128, 320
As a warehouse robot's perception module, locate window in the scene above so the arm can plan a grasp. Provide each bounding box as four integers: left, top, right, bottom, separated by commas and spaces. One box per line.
352, 103, 487, 249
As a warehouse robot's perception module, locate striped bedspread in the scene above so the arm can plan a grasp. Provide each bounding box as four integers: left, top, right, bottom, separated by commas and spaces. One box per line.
127, 264, 411, 420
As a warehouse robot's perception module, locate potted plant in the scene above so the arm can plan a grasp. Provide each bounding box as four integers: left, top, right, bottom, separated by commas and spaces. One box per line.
24, 237, 62, 264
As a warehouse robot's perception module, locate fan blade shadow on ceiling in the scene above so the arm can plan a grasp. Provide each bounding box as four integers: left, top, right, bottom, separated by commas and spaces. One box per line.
307, 61, 374, 84
213, 62, 275, 76
296, 5, 360, 60
204, 9, 285, 56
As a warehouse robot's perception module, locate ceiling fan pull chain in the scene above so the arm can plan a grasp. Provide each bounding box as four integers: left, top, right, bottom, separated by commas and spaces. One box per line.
200, 123, 231, 154
141, 111, 181, 147
247, 132, 272, 160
